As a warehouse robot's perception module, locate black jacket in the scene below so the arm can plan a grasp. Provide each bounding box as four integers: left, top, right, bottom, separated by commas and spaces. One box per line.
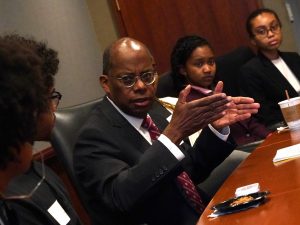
5, 161, 82, 225
239, 51, 300, 126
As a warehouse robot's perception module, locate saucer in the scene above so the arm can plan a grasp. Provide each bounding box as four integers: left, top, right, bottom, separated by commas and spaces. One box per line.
211, 191, 270, 213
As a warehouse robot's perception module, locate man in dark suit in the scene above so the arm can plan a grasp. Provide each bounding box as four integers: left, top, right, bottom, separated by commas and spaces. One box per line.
239, 8, 300, 127
74, 37, 259, 225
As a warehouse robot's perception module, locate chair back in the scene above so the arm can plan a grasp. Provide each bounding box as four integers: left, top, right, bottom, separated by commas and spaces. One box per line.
156, 71, 180, 98
215, 46, 255, 96
50, 98, 102, 213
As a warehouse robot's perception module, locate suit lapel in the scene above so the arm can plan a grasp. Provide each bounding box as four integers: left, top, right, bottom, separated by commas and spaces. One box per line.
100, 97, 131, 127
100, 97, 152, 152
259, 52, 298, 96
281, 52, 300, 81
148, 101, 171, 132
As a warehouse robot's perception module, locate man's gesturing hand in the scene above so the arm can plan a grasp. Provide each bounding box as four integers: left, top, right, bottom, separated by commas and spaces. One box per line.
212, 81, 260, 130
163, 85, 230, 145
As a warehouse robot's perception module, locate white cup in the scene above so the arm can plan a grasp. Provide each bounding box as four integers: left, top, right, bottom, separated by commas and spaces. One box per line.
278, 97, 300, 130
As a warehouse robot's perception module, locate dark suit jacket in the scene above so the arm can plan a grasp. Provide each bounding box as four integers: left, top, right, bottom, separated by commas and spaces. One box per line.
74, 97, 235, 225
5, 161, 82, 225
239, 51, 300, 126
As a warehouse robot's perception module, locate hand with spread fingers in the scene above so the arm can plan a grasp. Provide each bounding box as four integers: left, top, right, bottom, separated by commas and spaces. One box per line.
163, 85, 231, 145
212, 81, 260, 130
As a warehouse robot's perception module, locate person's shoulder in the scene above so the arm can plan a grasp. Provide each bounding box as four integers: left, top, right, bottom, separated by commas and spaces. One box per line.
5, 161, 68, 201
156, 71, 180, 98
79, 97, 124, 137
82, 98, 109, 125
159, 96, 178, 105
280, 51, 299, 56
240, 55, 261, 69
32, 161, 63, 184
280, 51, 300, 59
25, 161, 68, 195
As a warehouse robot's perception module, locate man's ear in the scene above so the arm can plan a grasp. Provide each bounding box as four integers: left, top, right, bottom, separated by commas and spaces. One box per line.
99, 75, 110, 95
250, 38, 257, 47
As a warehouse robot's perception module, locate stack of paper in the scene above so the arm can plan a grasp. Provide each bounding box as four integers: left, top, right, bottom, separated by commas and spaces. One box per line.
273, 143, 300, 163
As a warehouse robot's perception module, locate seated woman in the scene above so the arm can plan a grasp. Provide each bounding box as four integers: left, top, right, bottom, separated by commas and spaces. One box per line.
156, 35, 270, 198
0, 39, 47, 225
157, 35, 270, 146
1, 35, 82, 225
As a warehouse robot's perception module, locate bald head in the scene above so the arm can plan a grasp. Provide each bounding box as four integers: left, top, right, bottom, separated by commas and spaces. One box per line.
100, 37, 158, 118
102, 37, 154, 75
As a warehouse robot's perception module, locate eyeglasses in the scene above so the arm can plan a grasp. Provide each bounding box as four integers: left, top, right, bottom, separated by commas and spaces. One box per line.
50, 91, 62, 109
0, 153, 46, 200
254, 23, 281, 38
112, 71, 158, 88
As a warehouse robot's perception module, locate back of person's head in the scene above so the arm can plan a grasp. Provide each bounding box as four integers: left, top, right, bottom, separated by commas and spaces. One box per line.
170, 35, 213, 89
0, 40, 47, 169
246, 8, 282, 38
0, 34, 59, 91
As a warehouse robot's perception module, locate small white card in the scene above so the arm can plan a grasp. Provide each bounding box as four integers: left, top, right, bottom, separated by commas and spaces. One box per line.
235, 183, 260, 197
47, 200, 71, 225
273, 143, 300, 163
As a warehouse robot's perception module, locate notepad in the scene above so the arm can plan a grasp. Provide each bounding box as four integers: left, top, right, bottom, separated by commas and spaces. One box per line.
273, 143, 300, 163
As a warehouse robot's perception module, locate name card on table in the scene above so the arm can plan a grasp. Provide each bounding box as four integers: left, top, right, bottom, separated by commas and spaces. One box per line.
273, 143, 300, 163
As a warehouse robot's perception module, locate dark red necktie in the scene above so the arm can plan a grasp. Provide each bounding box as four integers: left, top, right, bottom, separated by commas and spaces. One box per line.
141, 115, 205, 214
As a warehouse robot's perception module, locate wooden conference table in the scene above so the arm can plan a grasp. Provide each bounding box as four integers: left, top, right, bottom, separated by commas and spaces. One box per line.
197, 129, 300, 225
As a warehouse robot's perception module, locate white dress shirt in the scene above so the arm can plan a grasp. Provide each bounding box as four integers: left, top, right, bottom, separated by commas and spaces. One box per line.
272, 56, 300, 93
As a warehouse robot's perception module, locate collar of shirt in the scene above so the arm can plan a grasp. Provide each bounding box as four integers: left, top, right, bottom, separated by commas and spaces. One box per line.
106, 96, 152, 143
271, 56, 300, 93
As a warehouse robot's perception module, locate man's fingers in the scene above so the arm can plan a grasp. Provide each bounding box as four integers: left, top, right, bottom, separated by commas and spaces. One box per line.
232, 96, 255, 104
192, 107, 226, 122
214, 81, 223, 94
238, 109, 259, 114
193, 112, 226, 127
189, 93, 229, 107
227, 108, 259, 115
178, 85, 191, 103
235, 103, 260, 110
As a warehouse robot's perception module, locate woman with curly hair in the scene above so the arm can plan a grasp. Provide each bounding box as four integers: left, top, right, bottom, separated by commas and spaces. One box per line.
0, 39, 46, 225
1, 34, 83, 225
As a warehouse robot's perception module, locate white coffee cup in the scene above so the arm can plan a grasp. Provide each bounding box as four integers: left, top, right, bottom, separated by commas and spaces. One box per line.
278, 97, 300, 130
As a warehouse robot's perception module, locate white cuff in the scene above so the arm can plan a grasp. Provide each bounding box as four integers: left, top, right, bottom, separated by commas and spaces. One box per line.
208, 124, 230, 141
158, 134, 185, 160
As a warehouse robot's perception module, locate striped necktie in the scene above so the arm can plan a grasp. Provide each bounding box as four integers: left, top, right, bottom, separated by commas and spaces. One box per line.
141, 115, 205, 214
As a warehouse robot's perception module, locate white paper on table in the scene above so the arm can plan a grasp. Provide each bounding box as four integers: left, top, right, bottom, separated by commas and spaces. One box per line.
273, 143, 300, 163
235, 183, 260, 197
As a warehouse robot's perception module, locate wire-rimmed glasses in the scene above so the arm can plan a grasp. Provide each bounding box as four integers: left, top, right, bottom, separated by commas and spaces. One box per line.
112, 71, 158, 88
